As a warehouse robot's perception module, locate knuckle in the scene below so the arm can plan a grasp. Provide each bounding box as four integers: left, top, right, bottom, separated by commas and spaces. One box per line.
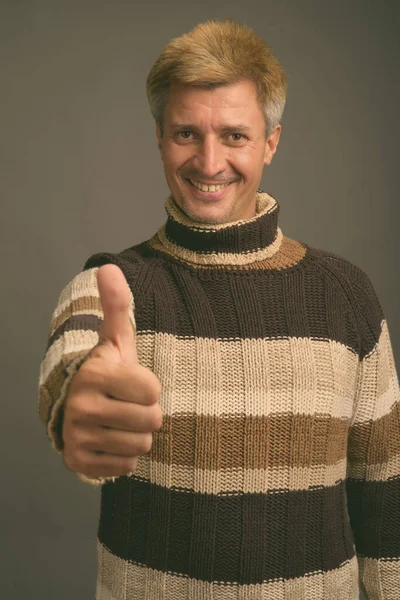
77, 358, 104, 386
149, 404, 163, 431
123, 457, 138, 475
146, 374, 162, 404
137, 433, 153, 455
63, 448, 80, 473
69, 396, 95, 422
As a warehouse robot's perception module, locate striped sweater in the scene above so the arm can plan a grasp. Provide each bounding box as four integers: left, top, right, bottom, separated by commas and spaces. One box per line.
39, 190, 400, 599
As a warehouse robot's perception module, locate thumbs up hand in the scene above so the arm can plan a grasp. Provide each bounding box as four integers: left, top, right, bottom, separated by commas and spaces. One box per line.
62, 264, 163, 480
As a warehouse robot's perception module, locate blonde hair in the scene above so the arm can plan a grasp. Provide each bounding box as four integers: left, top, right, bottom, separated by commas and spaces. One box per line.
146, 18, 287, 138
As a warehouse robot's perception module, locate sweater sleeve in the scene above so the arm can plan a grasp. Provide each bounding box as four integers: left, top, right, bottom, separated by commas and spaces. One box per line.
345, 268, 400, 599
38, 264, 136, 486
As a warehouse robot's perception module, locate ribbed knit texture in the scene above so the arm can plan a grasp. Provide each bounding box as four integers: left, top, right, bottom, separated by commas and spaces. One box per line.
38, 190, 400, 599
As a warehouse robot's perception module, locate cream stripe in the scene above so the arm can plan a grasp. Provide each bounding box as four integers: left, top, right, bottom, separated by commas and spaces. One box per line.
352, 320, 400, 424
95, 541, 360, 600
49, 266, 135, 332
154, 225, 283, 265
136, 334, 359, 419
40, 330, 99, 385
359, 556, 400, 600
41, 326, 396, 425
134, 457, 347, 494
51, 267, 100, 320
347, 451, 400, 482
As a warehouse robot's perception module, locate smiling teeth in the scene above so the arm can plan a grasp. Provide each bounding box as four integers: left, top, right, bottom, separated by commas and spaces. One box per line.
190, 180, 230, 192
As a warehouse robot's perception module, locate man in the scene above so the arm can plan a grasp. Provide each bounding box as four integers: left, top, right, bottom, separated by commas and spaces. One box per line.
38, 18, 400, 600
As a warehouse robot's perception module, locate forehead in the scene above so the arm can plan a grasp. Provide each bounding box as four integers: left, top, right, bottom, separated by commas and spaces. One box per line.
164, 80, 264, 124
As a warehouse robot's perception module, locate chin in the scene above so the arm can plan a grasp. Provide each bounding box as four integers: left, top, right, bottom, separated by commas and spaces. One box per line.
180, 198, 236, 225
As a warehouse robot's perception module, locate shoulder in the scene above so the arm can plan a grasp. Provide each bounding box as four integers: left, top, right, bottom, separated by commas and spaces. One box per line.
82, 241, 162, 299
83, 241, 150, 271
304, 243, 385, 353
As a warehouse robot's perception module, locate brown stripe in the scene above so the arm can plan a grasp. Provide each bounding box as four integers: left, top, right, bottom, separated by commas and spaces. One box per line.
150, 413, 349, 470
39, 350, 90, 425
148, 231, 305, 270
347, 401, 400, 467
51, 296, 102, 334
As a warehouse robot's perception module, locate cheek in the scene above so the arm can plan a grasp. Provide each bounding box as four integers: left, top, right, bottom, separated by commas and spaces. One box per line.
164, 147, 190, 174
232, 150, 262, 175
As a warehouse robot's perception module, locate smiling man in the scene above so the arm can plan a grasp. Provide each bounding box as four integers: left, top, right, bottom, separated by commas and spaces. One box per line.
38, 18, 400, 600
156, 79, 281, 224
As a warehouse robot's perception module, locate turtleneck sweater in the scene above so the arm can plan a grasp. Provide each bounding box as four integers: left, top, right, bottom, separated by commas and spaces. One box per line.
38, 190, 400, 600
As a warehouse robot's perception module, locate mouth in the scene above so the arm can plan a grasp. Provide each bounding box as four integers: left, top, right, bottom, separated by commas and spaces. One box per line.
184, 177, 235, 200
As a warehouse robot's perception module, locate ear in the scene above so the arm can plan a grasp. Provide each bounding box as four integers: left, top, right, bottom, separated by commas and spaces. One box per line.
264, 125, 282, 166
156, 123, 163, 153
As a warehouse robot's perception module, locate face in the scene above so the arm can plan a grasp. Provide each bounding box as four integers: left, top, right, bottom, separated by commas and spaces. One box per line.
156, 79, 281, 225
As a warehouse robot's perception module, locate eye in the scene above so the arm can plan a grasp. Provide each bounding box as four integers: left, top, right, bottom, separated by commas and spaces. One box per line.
230, 133, 246, 142
176, 131, 193, 140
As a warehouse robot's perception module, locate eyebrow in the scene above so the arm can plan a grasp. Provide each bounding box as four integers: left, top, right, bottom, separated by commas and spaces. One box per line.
170, 123, 252, 134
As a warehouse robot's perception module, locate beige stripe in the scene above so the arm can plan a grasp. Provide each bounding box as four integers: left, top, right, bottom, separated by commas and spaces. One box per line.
149, 231, 306, 271
48, 266, 135, 334
40, 330, 99, 385
351, 320, 400, 424
152, 225, 284, 266
39, 349, 93, 425
47, 352, 89, 452
40, 332, 361, 427
95, 541, 360, 600
135, 457, 347, 494
359, 556, 400, 600
347, 451, 400, 482
51, 267, 100, 321
136, 334, 359, 419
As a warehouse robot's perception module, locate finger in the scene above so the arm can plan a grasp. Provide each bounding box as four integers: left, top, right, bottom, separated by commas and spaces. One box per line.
73, 391, 162, 431
96, 264, 138, 365
80, 426, 154, 457
77, 360, 161, 406
70, 453, 139, 480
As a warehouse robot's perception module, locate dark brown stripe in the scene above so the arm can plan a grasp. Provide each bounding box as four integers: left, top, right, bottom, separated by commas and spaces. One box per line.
83, 246, 383, 358
47, 314, 101, 350
346, 477, 400, 559
98, 478, 355, 583
151, 413, 349, 469
164, 203, 279, 255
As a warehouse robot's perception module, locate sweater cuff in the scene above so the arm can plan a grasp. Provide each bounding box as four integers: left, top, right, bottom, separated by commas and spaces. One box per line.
47, 353, 88, 453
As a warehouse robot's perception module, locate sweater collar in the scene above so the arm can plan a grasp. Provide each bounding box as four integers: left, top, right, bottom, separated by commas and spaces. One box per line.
151, 189, 283, 266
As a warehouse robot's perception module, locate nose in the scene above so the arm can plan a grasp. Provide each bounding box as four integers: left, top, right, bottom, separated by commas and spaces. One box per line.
192, 136, 227, 180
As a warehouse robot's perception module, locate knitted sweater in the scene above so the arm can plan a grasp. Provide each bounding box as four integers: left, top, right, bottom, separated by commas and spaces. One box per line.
39, 190, 400, 600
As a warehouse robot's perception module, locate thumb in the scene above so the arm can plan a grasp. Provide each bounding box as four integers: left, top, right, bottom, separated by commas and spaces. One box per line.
96, 264, 138, 364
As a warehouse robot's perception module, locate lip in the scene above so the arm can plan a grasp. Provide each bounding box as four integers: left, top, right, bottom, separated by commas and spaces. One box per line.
184, 178, 234, 201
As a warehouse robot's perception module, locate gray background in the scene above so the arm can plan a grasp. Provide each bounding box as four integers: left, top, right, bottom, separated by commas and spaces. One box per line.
1, 1, 399, 598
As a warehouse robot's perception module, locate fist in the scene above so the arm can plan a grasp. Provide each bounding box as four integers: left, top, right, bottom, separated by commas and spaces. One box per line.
62, 264, 162, 480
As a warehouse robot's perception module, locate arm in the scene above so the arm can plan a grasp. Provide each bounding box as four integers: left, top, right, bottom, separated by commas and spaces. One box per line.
38, 265, 136, 484
346, 271, 400, 599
